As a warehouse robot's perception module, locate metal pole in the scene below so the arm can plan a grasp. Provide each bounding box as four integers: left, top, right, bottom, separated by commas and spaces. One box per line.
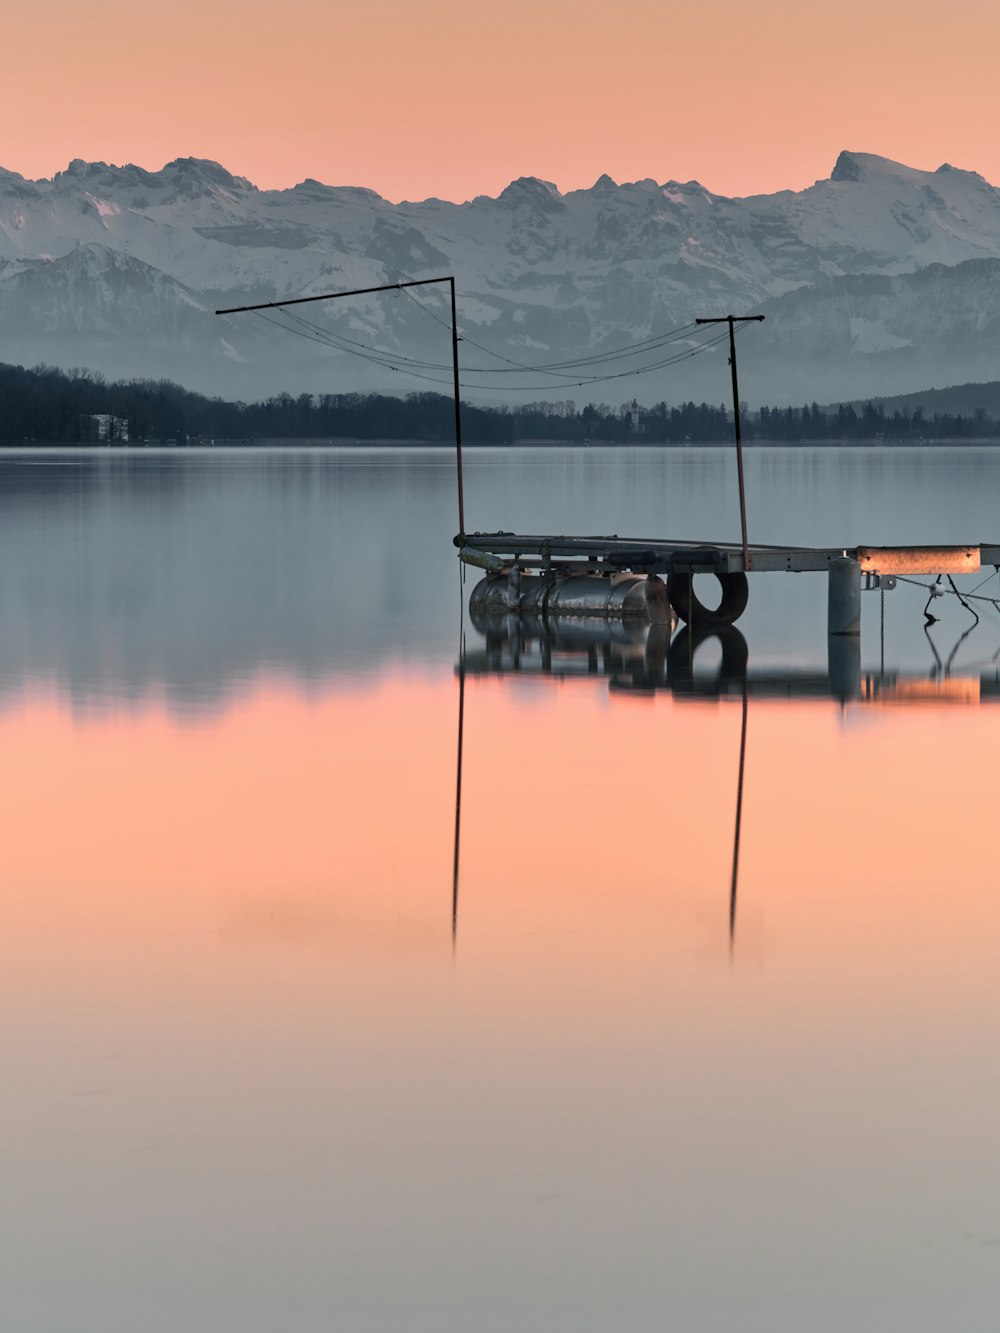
450, 277, 466, 537
727, 316, 750, 573
696, 314, 763, 574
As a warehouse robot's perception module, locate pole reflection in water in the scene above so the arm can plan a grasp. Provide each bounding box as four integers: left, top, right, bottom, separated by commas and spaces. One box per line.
731, 677, 748, 950
457, 608, 758, 949
458, 602, 1000, 950
453, 642, 465, 948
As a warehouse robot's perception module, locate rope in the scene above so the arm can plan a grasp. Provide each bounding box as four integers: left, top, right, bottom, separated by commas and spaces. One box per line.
967, 568, 1000, 596
920, 573, 943, 624
947, 573, 980, 626
895, 571, 1000, 610
895, 570, 1000, 666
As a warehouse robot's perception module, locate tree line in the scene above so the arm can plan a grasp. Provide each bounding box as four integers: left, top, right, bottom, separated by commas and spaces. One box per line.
1, 362, 998, 444
757, 401, 1000, 440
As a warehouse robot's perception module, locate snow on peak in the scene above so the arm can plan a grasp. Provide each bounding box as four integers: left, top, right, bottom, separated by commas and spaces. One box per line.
935, 162, 989, 186
48, 157, 254, 195
829, 151, 933, 185
160, 158, 254, 192
831, 151, 892, 182
497, 177, 564, 209
290, 180, 384, 203
60, 158, 110, 179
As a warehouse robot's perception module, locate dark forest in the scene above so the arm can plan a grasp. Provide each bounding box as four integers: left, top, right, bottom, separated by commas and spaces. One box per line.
1, 363, 998, 444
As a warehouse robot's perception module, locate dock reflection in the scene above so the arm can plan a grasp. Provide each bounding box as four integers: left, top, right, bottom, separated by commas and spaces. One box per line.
453, 607, 1000, 951
461, 602, 1000, 705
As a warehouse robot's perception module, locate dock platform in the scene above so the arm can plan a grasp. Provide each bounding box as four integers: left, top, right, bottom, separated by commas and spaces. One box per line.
456, 532, 1000, 640
456, 532, 999, 577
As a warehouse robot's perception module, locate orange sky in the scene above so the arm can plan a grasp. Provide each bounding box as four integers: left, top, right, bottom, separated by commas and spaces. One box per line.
11, 0, 1000, 200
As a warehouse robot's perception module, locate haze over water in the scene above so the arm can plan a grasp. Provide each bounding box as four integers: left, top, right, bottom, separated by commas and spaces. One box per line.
2, 446, 999, 1331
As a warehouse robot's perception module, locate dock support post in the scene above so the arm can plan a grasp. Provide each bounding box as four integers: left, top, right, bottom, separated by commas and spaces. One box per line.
828, 557, 861, 636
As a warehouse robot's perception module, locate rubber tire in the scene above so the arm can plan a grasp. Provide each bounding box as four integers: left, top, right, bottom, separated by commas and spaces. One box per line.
666, 570, 749, 627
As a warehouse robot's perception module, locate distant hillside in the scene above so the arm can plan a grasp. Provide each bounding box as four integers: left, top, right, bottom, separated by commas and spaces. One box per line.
840, 379, 1000, 418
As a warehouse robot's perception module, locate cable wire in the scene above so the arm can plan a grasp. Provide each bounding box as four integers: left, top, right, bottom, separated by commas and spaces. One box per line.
253, 303, 743, 393
397, 282, 703, 374
278, 288, 711, 381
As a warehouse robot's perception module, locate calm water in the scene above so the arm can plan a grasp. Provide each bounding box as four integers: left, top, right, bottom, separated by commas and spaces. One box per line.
3, 446, 1000, 1332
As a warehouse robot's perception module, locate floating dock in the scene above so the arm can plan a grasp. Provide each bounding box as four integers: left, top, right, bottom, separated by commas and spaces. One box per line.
456, 533, 1000, 638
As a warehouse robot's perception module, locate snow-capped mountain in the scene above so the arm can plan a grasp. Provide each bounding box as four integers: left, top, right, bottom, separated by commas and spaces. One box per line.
2, 150, 999, 404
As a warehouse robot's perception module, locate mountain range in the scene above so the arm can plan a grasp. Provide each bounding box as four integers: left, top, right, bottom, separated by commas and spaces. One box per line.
2, 150, 1000, 404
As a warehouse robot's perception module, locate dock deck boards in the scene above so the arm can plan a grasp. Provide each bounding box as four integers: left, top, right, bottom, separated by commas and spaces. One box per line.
457, 533, 1000, 577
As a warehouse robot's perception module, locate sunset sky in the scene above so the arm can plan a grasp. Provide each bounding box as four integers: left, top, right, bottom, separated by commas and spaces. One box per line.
12, 0, 1000, 201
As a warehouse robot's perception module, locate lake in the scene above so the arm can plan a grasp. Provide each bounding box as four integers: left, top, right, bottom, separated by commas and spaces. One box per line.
2, 445, 999, 1332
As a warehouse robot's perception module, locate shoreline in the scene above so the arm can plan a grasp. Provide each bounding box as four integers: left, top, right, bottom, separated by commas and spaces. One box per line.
3, 436, 1000, 449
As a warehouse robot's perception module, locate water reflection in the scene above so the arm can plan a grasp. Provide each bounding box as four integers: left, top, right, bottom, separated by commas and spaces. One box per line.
461, 603, 1000, 705
0, 447, 463, 710
452, 612, 756, 949
6, 448, 1000, 1331
455, 607, 1000, 954
3, 445, 1000, 710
